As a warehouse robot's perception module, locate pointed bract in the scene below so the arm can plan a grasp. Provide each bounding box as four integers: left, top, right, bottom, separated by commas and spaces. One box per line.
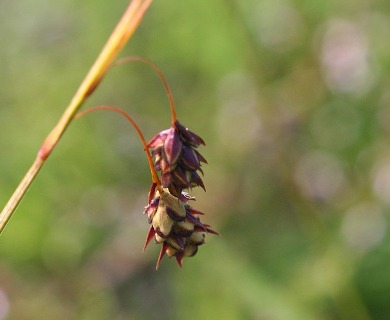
191, 171, 206, 191
194, 149, 207, 164
175, 121, 205, 147
175, 253, 184, 268
156, 243, 169, 270
143, 226, 156, 250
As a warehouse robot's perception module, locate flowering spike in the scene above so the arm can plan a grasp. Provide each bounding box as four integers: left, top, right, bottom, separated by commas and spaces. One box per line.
73, 69, 217, 269
103, 59, 218, 269
148, 119, 207, 194
144, 188, 217, 268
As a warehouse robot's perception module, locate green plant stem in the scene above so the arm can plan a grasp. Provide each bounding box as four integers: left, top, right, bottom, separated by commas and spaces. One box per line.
0, 0, 153, 234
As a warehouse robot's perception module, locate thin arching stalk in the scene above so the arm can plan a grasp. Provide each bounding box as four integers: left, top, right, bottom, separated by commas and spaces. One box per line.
115, 56, 178, 125
0, 0, 153, 234
75, 106, 161, 189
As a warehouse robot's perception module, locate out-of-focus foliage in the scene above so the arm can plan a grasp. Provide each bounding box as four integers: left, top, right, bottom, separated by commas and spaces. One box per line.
1, 0, 390, 319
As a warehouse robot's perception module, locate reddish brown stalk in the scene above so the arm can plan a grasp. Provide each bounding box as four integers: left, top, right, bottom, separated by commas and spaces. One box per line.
75, 106, 161, 188
115, 57, 178, 125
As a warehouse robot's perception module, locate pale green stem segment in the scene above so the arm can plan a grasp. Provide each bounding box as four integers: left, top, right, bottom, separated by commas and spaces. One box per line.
0, 0, 153, 234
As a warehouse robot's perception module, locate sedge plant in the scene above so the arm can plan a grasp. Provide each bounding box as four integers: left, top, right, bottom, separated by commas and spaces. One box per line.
76, 102, 218, 269
0, 1, 218, 269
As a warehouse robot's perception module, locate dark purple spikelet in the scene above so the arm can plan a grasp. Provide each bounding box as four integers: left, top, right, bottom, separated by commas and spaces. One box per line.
148, 120, 206, 197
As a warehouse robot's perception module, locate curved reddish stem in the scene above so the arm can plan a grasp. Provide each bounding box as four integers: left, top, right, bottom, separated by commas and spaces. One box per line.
115, 56, 177, 125
75, 105, 161, 188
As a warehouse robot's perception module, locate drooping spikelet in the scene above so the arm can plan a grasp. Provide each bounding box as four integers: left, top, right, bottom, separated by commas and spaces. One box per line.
74, 56, 217, 270
143, 121, 218, 269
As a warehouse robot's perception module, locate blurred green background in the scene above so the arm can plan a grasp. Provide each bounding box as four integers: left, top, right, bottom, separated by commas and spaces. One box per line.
1, 0, 390, 319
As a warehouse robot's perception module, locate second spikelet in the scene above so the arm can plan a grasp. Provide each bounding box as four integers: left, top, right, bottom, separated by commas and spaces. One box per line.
144, 187, 218, 269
